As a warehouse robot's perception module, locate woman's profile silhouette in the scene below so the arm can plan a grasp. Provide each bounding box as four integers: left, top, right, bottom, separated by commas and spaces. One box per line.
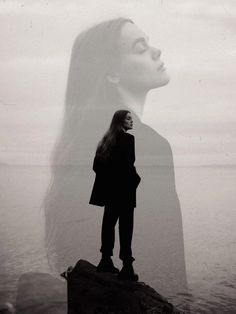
43, 17, 188, 299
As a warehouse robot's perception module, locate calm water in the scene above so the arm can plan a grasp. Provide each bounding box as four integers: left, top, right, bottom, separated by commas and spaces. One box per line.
0, 165, 235, 313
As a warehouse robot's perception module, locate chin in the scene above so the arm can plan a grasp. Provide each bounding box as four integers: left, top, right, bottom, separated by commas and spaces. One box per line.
160, 77, 170, 86
154, 72, 170, 88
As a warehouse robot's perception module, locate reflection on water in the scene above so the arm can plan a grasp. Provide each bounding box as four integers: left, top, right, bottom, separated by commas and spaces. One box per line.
0, 165, 235, 313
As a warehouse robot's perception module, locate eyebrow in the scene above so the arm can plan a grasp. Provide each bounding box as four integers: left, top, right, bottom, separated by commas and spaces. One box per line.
131, 36, 149, 49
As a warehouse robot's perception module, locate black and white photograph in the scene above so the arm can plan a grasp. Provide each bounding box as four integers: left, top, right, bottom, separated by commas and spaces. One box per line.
0, 1, 235, 313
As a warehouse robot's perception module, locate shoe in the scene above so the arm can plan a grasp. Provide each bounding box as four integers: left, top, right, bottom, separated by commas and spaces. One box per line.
96, 257, 119, 274
118, 263, 139, 281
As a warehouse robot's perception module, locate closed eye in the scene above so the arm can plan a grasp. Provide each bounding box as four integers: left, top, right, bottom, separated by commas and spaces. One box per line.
134, 41, 149, 53
132, 37, 149, 53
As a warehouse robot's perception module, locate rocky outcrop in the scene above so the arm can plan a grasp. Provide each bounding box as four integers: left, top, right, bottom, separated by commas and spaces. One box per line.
15, 260, 185, 314
0, 303, 15, 314
67, 260, 185, 314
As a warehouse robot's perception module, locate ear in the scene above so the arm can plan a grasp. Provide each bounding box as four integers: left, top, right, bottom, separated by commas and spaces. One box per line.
106, 73, 120, 84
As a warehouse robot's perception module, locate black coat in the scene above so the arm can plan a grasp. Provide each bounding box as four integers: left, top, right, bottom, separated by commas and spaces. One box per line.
89, 130, 141, 207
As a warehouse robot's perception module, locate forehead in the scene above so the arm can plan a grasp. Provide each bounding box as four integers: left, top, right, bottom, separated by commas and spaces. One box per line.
125, 112, 132, 118
119, 22, 148, 51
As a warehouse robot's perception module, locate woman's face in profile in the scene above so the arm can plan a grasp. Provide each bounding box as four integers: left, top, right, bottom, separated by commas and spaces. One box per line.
117, 22, 170, 92
122, 112, 133, 131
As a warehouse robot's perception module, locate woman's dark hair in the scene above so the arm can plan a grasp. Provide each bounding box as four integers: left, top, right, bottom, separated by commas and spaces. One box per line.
43, 17, 133, 273
50, 17, 133, 167
96, 110, 130, 160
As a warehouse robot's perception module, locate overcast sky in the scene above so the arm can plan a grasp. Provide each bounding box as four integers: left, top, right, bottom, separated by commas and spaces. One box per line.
0, 0, 236, 165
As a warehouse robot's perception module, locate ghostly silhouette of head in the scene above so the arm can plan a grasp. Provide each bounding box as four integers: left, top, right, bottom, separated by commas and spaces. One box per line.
66, 18, 169, 109
66, 18, 133, 108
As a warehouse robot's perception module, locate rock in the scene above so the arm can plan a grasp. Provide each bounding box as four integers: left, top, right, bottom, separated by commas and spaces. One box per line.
14, 260, 186, 313
0, 303, 15, 314
66, 260, 185, 314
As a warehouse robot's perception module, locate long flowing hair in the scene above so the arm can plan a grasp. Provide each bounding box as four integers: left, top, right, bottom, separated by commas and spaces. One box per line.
51, 17, 133, 167
43, 17, 132, 273
96, 110, 130, 160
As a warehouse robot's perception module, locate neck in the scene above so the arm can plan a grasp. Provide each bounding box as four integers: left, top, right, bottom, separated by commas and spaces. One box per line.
117, 86, 147, 121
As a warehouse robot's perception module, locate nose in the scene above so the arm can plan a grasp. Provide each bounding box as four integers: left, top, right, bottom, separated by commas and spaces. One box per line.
151, 47, 161, 61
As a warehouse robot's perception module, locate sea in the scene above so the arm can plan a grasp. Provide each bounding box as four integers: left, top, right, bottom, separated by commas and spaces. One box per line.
0, 165, 235, 313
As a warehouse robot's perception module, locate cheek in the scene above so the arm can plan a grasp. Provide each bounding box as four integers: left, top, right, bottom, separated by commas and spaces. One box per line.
119, 56, 158, 88
119, 57, 169, 89
121, 57, 152, 78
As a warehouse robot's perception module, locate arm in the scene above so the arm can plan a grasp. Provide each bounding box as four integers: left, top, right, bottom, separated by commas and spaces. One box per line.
92, 154, 99, 173
92, 153, 106, 174
113, 133, 141, 187
131, 135, 141, 187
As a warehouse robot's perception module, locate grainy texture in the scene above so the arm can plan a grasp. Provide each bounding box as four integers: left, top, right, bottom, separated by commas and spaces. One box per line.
15, 272, 67, 314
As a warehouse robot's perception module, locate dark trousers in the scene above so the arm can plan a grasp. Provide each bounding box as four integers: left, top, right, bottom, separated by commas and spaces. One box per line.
100, 204, 135, 262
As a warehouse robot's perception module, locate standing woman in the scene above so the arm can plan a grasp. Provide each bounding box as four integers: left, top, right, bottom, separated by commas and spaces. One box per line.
89, 110, 141, 281
43, 17, 188, 303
